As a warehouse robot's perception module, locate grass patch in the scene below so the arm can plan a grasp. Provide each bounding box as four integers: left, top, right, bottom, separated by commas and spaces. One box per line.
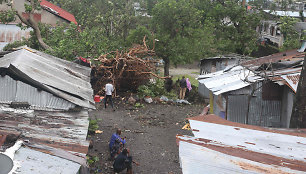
172, 74, 198, 87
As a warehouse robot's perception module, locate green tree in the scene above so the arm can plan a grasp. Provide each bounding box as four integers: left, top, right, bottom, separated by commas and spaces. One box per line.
279, 16, 300, 51
199, 0, 262, 55
151, 0, 211, 76
0, 0, 51, 50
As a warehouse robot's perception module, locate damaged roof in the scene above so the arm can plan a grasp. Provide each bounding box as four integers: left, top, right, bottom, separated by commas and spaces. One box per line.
0, 106, 90, 173
198, 66, 263, 95
177, 114, 306, 174
242, 49, 305, 69
0, 47, 95, 109
201, 53, 253, 61
198, 49, 304, 94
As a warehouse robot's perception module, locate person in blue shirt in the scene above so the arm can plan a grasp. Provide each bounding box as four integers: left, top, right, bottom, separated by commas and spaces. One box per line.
109, 129, 126, 159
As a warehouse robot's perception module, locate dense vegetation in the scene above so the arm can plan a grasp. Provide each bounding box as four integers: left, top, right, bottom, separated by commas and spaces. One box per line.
0, 0, 304, 75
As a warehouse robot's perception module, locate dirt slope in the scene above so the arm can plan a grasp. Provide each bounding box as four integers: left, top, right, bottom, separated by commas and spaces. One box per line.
88, 101, 203, 174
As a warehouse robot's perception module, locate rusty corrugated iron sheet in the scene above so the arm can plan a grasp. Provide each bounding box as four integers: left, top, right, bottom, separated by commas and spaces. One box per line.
242, 49, 305, 68
0, 107, 90, 172
268, 67, 302, 93
177, 114, 306, 174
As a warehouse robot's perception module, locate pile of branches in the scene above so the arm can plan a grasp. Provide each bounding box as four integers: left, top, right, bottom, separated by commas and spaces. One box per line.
91, 38, 164, 95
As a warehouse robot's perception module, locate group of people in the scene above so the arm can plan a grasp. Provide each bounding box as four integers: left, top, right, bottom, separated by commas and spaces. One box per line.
164, 76, 192, 100
179, 76, 192, 100
109, 129, 139, 174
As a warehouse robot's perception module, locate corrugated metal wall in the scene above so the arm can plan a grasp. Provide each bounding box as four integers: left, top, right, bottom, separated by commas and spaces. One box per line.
227, 95, 248, 124
226, 82, 282, 127
0, 75, 75, 110
0, 24, 32, 51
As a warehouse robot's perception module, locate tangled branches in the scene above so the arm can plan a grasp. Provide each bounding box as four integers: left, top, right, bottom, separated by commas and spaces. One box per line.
91, 38, 164, 95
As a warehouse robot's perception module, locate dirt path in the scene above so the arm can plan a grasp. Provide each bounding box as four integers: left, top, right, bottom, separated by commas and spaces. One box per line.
88, 100, 203, 174
158, 62, 200, 78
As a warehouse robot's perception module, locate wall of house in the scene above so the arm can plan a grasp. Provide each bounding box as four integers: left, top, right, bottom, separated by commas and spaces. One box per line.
225, 82, 283, 127
200, 59, 238, 75
0, 24, 32, 50
0, 0, 71, 50
258, 21, 283, 47
41, 10, 68, 26
0, 75, 76, 111
212, 94, 227, 119
281, 86, 295, 128
199, 58, 239, 99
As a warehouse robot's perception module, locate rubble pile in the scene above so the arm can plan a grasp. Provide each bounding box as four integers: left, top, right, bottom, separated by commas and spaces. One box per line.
91, 38, 162, 95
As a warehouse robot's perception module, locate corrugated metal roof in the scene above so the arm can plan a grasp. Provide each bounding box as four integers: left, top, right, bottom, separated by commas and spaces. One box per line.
267, 67, 301, 93
13, 147, 82, 174
264, 10, 306, 18
242, 49, 305, 68
201, 53, 253, 61
40, 0, 78, 25
0, 47, 95, 109
198, 66, 263, 95
0, 107, 90, 173
177, 114, 306, 174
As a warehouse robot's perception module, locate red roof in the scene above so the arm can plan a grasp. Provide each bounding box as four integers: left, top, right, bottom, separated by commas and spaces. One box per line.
40, 0, 77, 25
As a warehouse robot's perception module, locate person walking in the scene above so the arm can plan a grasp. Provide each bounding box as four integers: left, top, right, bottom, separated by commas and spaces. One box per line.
105, 79, 114, 110
179, 76, 187, 99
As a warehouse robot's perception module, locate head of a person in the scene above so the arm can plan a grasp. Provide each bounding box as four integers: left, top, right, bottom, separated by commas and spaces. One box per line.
116, 128, 121, 135
108, 79, 112, 84
122, 148, 129, 155
182, 76, 185, 79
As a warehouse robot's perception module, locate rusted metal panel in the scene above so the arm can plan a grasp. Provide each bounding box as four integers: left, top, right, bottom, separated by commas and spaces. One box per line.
242, 49, 305, 68
177, 115, 306, 174
281, 73, 300, 93
0, 107, 90, 155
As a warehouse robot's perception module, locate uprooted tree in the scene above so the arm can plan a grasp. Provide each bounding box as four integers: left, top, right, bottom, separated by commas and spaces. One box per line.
0, 0, 52, 50
91, 38, 165, 95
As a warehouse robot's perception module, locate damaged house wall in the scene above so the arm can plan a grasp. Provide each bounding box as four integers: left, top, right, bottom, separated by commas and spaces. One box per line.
198, 54, 252, 98
0, 47, 95, 111
0, 75, 76, 110
210, 81, 294, 128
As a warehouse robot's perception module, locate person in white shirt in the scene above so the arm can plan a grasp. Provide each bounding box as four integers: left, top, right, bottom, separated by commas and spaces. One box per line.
105, 79, 114, 110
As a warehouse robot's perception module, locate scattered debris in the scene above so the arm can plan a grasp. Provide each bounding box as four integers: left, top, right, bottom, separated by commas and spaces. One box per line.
95, 130, 103, 134
144, 97, 153, 104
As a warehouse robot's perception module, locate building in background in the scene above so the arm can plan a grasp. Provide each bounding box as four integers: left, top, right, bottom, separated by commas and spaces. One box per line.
0, 0, 77, 50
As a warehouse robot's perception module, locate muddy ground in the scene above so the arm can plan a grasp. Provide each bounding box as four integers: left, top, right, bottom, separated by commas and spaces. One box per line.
88, 97, 204, 174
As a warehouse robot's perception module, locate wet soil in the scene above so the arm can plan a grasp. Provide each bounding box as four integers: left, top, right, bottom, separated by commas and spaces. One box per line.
87, 98, 204, 174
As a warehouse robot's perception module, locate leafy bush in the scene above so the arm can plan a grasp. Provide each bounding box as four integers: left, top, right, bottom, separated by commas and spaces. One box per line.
137, 78, 178, 99
87, 155, 99, 166
137, 85, 155, 98
88, 119, 99, 133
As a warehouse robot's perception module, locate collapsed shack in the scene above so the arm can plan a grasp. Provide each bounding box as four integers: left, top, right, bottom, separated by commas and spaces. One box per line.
91, 41, 163, 95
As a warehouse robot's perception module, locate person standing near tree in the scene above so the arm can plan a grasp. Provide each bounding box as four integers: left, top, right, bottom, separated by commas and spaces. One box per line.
179, 76, 187, 99
105, 79, 114, 110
